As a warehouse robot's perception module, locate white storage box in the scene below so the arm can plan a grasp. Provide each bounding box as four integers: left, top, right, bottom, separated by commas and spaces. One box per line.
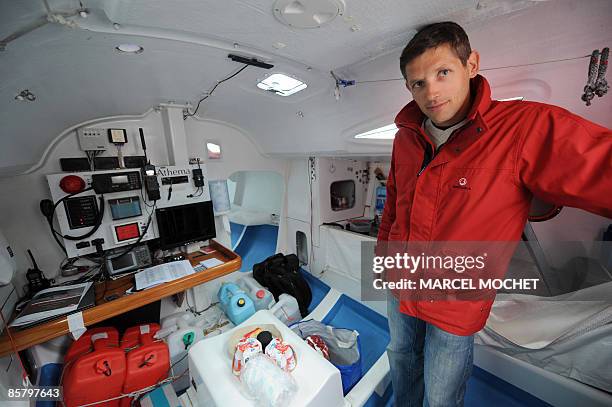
188, 310, 346, 406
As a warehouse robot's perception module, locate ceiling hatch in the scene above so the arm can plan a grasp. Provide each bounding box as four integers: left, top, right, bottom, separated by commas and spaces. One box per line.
273, 0, 345, 28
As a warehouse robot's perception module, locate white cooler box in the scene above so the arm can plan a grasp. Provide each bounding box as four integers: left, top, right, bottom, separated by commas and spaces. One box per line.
188, 310, 346, 406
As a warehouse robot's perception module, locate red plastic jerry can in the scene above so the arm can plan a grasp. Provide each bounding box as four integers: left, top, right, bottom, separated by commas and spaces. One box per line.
120, 325, 170, 407
64, 327, 119, 365
120, 323, 160, 350
63, 335, 126, 407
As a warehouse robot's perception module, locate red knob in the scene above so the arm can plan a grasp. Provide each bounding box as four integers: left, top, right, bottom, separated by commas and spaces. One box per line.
59, 175, 85, 194
256, 290, 265, 299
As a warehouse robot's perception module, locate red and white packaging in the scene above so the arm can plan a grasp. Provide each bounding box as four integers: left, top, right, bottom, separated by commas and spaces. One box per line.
264, 337, 297, 372
305, 335, 330, 360
232, 337, 263, 376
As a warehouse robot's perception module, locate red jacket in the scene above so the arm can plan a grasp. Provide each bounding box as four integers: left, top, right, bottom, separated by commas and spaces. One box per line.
378, 75, 612, 335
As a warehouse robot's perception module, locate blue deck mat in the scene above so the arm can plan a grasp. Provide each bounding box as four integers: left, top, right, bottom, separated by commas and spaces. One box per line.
232, 223, 278, 272
321, 294, 390, 376
299, 268, 331, 313
464, 366, 552, 407
230, 222, 246, 249
364, 357, 552, 407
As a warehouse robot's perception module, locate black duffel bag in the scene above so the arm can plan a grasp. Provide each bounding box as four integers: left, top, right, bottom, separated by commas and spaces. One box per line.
253, 253, 312, 317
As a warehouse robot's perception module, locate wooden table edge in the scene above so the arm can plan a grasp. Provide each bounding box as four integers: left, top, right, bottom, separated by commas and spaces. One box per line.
0, 241, 241, 357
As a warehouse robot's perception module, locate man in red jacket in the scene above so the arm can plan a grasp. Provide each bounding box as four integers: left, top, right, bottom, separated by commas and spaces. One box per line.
379, 21, 612, 406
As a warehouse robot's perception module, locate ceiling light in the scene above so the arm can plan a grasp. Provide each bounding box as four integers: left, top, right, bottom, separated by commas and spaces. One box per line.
257, 73, 307, 96
354, 124, 397, 140
115, 44, 143, 54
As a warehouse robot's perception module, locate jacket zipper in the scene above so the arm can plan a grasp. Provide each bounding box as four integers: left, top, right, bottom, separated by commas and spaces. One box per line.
417, 122, 467, 176
417, 144, 433, 176
418, 142, 447, 176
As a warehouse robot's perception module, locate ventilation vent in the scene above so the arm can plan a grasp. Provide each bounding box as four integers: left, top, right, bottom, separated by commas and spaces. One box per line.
273, 0, 345, 29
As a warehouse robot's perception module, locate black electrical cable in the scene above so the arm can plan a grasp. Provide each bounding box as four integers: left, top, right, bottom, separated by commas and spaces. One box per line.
41, 187, 106, 250
140, 179, 156, 208
183, 64, 249, 119
54, 263, 103, 286
46, 216, 67, 254
70, 198, 157, 273
191, 186, 204, 198
60, 196, 105, 241
167, 179, 173, 201
48, 188, 105, 241
187, 159, 205, 198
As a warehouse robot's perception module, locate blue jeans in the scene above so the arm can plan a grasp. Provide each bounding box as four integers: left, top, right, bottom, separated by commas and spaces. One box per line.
386, 295, 473, 407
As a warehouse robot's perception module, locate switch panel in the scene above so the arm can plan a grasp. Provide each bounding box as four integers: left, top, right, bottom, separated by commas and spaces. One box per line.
77, 128, 107, 151
64, 196, 99, 229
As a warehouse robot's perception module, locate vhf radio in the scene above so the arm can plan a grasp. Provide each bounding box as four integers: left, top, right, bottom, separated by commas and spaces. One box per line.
139, 128, 160, 201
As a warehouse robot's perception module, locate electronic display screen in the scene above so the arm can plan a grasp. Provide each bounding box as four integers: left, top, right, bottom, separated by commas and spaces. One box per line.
109, 196, 142, 220
108, 128, 128, 144
111, 175, 129, 184
115, 222, 140, 242
155, 201, 216, 249
110, 252, 135, 271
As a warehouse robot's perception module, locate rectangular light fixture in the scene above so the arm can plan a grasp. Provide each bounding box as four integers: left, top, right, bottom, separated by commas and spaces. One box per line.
257, 73, 307, 96
354, 124, 397, 140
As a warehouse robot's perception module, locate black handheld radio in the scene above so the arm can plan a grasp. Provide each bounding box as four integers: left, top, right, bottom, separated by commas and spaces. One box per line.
26, 249, 50, 295
139, 128, 161, 201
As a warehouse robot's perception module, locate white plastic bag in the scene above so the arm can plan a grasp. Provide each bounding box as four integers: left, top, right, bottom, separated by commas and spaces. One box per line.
240, 354, 298, 407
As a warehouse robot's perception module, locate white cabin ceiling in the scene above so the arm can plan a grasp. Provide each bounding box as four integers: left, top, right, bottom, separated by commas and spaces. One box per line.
0, 0, 611, 176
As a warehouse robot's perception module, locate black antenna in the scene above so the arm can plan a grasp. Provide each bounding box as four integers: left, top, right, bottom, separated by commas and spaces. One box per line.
27, 249, 39, 270
139, 128, 149, 164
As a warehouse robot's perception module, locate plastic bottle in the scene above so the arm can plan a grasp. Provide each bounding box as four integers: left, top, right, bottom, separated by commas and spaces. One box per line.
218, 283, 256, 325
166, 317, 203, 393
237, 276, 276, 311
156, 312, 194, 339
375, 185, 387, 216
270, 294, 301, 326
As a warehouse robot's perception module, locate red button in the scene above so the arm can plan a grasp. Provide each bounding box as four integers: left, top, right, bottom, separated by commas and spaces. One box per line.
256, 290, 265, 299
59, 175, 85, 194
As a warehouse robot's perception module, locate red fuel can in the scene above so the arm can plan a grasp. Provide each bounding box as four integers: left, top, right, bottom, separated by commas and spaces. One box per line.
63, 336, 126, 407
120, 325, 170, 407
64, 327, 119, 364
120, 323, 160, 350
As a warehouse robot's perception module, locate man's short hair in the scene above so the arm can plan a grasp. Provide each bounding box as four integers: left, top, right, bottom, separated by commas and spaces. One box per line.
400, 22, 471, 79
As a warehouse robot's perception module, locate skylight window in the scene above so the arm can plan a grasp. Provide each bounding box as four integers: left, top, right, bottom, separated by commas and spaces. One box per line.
354, 124, 397, 140
257, 73, 307, 96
